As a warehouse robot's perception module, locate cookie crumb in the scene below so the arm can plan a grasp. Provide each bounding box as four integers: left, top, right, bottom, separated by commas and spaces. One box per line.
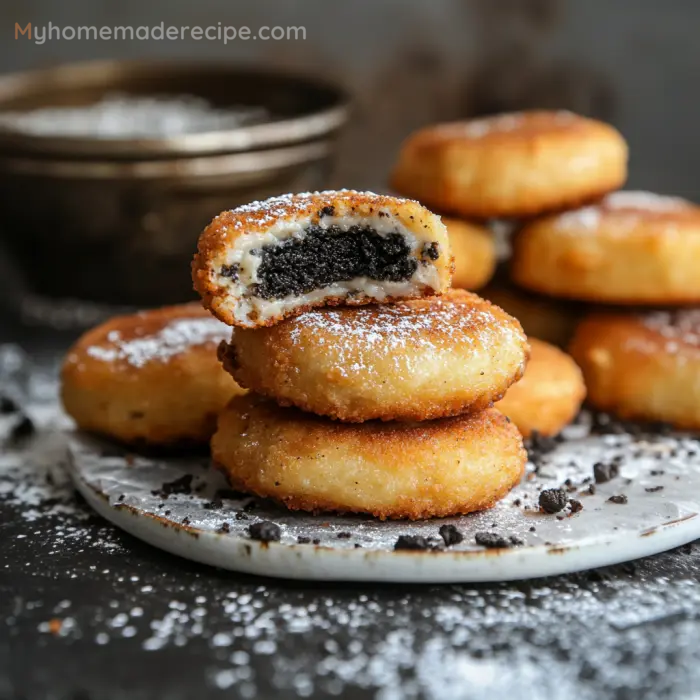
568, 499, 584, 514
439, 524, 464, 547
475, 532, 523, 548
152, 474, 194, 498
394, 535, 433, 551
248, 521, 281, 542
593, 462, 620, 484
539, 488, 568, 514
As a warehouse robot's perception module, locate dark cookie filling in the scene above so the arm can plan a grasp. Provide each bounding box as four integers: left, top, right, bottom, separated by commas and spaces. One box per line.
252, 225, 421, 300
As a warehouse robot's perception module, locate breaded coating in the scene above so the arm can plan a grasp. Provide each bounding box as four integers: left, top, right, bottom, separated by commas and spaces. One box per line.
212, 395, 526, 520
61, 304, 243, 446
392, 111, 627, 219
220, 289, 529, 422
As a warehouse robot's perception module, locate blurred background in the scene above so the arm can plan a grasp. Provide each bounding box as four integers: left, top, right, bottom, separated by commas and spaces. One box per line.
0, 0, 698, 329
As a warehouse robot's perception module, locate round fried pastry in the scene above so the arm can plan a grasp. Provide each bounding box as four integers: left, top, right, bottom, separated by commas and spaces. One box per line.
512, 191, 700, 304
569, 310, 700, 429
391, 111, 627, 219
220, 289, 529, 422
212, 395, 526, 520
61, 304, 244, 446
444, 217, 496, 290
193, 190, 452, 328
497, 338, 585, 438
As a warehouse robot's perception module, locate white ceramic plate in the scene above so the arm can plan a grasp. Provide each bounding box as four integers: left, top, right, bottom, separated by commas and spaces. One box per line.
66, 418, 700, 583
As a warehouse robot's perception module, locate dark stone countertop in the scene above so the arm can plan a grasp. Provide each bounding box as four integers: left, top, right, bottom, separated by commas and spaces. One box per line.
2, 317, 700, 700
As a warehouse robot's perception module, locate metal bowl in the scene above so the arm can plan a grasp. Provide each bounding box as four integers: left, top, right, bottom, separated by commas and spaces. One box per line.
0, 60, 348, 323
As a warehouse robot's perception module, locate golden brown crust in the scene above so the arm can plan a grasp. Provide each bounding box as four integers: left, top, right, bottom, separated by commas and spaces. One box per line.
481, 277, 589, 348
212, 395, 526, 520
61, 303, 244, 446
512, 192, 700, 304
443, 217, 496, 290
221, 289, 529, 422
391, 111, 627, 219
192, 190, 453, 328
497, 338, 585, 437
569, 310, 700, 429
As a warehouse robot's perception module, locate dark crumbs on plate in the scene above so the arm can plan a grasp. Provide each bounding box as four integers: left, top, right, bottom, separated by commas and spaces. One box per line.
475, 532, 523, 549
525, 430, 563, 468
608, 494, 628, 505
568, 499, 584, 514
151, 474, 194, 498
202, 498, 223, 510
539, 488, 568, 514
394, 535, 434, 551
248, 521, 281, 543
217, 522, 231, 534
0, 395, 19, 414
9, 415, 35, 443
439, 524, 464, 547
645, 486, 664, 493
594, 462, 620, 484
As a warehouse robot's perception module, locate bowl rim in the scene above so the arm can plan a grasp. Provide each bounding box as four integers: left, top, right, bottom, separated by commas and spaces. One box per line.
0, 140, 332, 180
0, 59, 349, 159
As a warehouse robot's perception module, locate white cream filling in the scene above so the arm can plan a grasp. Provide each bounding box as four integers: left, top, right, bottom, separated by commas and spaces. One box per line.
214, 214, 441, 324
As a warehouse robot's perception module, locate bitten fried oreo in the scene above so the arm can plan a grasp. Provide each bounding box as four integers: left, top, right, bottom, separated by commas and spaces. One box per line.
569, 310, 700, 429
512, 191, 700, 305
444, 218, 496, 290
212, 395, 526, 520
497, 339, 585, 438
391, 111, 627, 219
192, 190, 452, 328
61, 304, 244, 446
219, 289, 529, 423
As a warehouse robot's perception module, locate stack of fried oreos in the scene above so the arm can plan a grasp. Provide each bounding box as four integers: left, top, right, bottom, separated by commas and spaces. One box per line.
193, 190, 529, 520
393, 109, 700, 431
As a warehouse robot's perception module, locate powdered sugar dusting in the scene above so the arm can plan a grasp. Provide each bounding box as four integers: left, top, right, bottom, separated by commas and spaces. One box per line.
555, 205, 603, 231
85, 316, 230, 368
285, 297, 523, 378
606, 191, 691, 212
226, 190, 413, 230
554, 191, 695, 232
439, 110, 574, 140
640, 310, 700, 351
